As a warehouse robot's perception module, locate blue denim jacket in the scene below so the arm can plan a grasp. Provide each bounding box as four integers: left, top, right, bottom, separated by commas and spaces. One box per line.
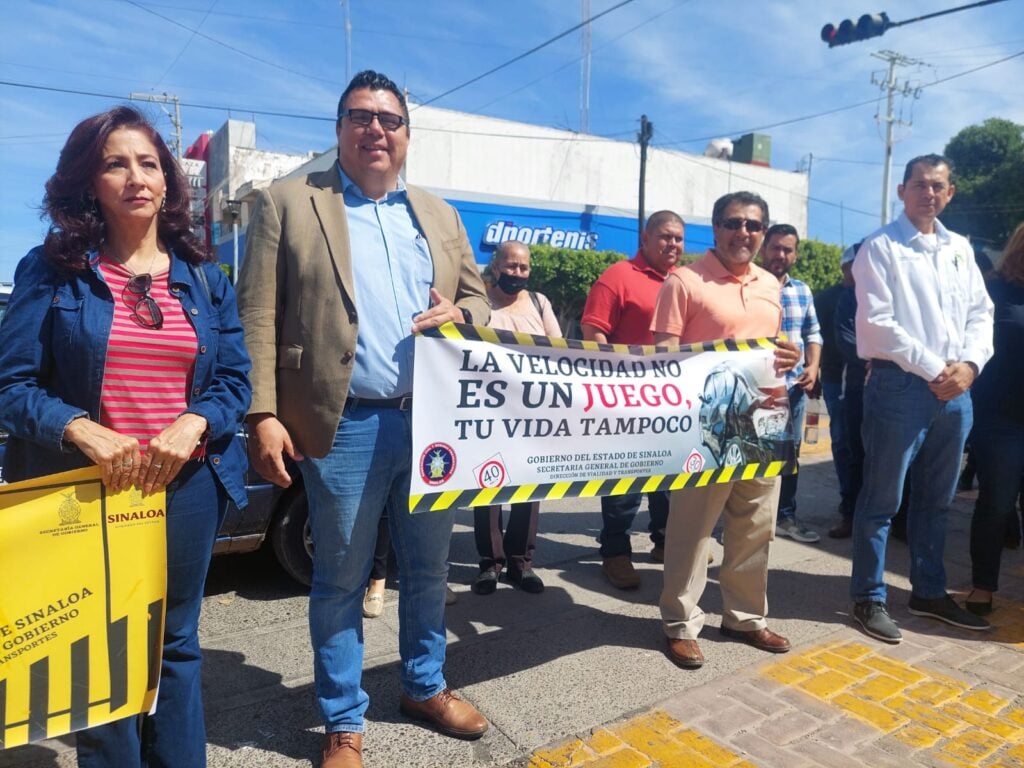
0, 247, 252, 507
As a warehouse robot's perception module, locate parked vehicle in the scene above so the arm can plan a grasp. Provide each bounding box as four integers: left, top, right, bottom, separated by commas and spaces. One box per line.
698, 363, 795, 468
213, 447, 312, 585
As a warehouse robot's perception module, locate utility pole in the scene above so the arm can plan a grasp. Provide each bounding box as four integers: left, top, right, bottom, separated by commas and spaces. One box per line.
129, 92, 182, 159
341, 0, 352, 83
871, 50, 921, 225
580, 0, 591, 134
637, 114, 653, 247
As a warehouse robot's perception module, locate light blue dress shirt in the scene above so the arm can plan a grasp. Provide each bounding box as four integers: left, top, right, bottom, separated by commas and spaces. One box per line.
339, 165, 434, 398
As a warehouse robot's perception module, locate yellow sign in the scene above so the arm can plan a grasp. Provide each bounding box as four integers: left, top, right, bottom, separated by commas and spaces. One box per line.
0, 467, 166, 749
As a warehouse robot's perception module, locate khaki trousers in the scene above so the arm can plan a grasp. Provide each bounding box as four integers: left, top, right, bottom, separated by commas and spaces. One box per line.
660, 476, 780, 639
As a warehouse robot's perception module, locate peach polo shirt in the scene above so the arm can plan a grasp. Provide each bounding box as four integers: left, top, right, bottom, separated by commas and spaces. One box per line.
650, 250, 782, 343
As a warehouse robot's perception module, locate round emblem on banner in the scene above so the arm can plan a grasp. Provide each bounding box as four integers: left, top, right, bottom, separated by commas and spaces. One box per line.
684, 449, 705, 473
477, 459, 506, 489
419, 443, 457, 486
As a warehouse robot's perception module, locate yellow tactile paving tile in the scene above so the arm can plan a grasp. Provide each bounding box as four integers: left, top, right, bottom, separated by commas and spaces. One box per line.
759, 639, 1024, 766
526, 710, 750, 768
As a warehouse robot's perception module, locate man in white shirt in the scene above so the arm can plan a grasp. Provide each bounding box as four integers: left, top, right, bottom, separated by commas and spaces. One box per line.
850, 154, 994, 644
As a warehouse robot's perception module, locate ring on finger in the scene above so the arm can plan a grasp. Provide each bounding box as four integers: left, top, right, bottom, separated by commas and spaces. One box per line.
153, 463, 164, 469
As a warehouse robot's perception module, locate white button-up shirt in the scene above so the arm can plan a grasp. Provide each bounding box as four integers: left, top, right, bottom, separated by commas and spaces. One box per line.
853, 212, 993, 382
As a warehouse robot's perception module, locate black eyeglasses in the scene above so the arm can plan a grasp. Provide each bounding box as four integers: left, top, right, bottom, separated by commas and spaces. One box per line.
719, 218, 766, 233
339, 109, 407, 131
123, 274, 164, 329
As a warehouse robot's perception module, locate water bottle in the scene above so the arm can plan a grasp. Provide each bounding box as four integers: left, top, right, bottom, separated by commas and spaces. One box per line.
803, 398, 820, 445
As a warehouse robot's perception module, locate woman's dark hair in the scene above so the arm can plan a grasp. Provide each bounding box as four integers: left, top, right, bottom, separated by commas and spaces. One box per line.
42, 105, 210, 272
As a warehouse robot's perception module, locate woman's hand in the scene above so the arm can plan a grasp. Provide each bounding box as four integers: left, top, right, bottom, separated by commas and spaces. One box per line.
141, 414, 209, 494
63, 418, 141, 492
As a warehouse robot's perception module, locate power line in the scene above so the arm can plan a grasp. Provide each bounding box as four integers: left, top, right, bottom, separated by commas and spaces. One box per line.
416, 0, 639, 107
120, 0, 342, 86
2, 47, 1019, 149
658, 49, 1023, 147
0, 79, 637, 141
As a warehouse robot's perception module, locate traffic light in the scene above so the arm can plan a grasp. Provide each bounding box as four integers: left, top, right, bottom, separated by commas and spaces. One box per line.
821, 12, 892, 47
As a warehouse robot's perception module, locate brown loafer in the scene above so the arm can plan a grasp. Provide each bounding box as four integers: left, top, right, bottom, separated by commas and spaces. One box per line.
399, 688, 489, 740
323, 731, 363, 768
719, 626, 791, 653
666, 637, 704, 669
602, 555, 641, 589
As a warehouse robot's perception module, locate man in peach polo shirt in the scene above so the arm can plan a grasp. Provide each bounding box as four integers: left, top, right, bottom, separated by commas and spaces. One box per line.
651, 191, 800, 669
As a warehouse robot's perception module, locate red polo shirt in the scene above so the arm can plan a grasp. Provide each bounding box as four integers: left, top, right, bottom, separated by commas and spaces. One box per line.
581, 253, 674, 345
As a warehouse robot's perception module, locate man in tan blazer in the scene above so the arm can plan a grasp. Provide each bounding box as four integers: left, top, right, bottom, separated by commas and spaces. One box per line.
237, 70, 490, 768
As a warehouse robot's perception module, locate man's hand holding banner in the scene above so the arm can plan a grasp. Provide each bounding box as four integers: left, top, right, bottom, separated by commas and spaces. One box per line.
410, 323, 797, 512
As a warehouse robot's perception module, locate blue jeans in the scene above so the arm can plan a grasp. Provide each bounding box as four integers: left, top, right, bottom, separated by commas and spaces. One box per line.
822, 380, 851, 504
598, 491, 669, 557
76, 461, 226, 768
850, 368, 972, 603
299, 404, 454, 734
777, 388, 806, 523
970, 412, 1024, 592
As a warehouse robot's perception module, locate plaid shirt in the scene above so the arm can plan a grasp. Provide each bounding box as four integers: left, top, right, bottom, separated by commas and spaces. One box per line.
780, 276, 823, 386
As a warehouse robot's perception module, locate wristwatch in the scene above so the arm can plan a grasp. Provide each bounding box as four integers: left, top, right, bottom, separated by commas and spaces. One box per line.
461, 308, 473, 325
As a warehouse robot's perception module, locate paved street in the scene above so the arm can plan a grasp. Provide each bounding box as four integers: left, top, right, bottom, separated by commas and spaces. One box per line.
5, 439, 1023, 768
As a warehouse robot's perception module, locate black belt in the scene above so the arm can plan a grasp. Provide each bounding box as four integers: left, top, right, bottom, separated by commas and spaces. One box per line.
345, 395, 412, 410
870, 359, 902, 370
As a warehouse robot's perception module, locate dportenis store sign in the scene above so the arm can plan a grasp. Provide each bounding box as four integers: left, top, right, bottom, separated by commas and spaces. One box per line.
483, 220, 599, 250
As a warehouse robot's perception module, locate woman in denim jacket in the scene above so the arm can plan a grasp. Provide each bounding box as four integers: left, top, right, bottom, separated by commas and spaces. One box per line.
0, 106, 251, 768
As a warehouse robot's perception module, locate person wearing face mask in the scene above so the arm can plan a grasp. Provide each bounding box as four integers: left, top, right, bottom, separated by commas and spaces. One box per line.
470, 241, 561, 596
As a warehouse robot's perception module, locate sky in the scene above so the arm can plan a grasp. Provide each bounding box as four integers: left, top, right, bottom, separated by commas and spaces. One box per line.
1, 0, 1022, 281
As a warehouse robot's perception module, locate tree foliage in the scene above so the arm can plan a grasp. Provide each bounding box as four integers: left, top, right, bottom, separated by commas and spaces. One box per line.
524, 244, 627, 337
942, 118, 1024, 249
790, 238, 843, 295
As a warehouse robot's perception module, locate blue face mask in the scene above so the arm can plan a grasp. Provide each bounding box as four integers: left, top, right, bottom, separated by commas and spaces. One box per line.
497, 272, 529, 294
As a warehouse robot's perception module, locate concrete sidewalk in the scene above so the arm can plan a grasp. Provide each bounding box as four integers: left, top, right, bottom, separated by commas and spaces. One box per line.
5, 448, 1022, 767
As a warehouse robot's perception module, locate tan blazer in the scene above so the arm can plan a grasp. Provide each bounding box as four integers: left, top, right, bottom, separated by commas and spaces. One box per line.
236, 165, 490, 458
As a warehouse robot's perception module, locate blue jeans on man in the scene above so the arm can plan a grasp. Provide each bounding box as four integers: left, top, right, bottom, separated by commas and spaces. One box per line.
299, 404, 454, 734
821, 380, 851, 508
850, 368, 972, 603
599, 491, 669, 557
777, 387, 806, 524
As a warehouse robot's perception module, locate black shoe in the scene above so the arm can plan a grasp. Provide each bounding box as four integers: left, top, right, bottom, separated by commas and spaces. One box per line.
471, 569, 498, 596
505, 567, 544, 593
828, 516, 853, 539
908, 594, 991, 630
852, 601, 902, 644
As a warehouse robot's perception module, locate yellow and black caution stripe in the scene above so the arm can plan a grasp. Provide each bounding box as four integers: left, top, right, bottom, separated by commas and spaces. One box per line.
420, 322, 780, 356
411, 460, 798, 513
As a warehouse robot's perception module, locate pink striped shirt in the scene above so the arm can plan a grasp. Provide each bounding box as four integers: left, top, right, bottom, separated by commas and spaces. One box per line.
98, 259, 198, 452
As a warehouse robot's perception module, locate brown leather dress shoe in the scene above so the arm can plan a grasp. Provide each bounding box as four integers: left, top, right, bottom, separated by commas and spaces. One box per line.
323, 731, 363, 768
602, 555, 641, 589
666, 637, 704, 669
719, 626, 791, 653
399, 688, 489, 739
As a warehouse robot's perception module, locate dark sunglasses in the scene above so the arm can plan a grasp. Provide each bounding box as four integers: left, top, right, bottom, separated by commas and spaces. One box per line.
719, 217, 765, 233
339, 108, 407, 131
123, 274, 164, 329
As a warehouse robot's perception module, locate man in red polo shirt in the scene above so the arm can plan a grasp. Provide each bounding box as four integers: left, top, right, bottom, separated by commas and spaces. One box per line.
581, 210, 683, 589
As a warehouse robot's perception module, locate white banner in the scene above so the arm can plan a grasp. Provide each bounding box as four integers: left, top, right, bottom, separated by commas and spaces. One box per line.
409, 324, 796, 512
